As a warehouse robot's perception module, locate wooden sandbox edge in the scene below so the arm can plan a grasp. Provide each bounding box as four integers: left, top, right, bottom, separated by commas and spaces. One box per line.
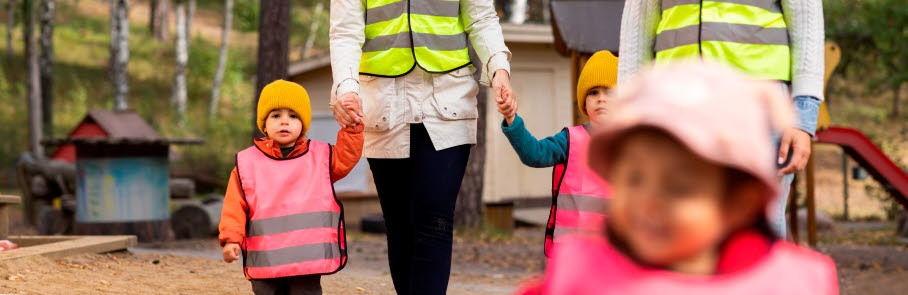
0, 235, 138, 261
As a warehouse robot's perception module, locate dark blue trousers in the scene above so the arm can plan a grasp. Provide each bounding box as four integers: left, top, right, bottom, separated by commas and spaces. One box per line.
368, 124, 471, 295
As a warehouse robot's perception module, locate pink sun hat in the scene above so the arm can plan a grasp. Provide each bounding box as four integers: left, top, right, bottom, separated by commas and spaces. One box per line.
587, 62, 795, 201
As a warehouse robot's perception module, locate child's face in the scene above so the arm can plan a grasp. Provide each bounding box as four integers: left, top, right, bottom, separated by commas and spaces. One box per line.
606, 130, 729, 268
585, 86, 609, 124
264, 108, 303, 148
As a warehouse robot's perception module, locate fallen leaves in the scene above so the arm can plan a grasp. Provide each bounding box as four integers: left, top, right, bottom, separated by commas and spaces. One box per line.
57, 260, 89, 270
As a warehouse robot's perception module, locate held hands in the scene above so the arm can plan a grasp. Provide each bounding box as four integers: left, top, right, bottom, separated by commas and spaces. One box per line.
222, 242, 241, 263
332, 92, 364, 128
493, 70, 517, 125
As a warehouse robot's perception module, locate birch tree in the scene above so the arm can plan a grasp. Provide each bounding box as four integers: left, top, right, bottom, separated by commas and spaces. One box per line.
110, 0, 129, 110
172, 0, 187, 122
209, 0, 233, 119
6, 0, 14, 59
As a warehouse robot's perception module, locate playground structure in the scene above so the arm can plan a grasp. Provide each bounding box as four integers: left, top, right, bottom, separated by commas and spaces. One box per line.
17, 109, 203, 242
789, 42, 908, 246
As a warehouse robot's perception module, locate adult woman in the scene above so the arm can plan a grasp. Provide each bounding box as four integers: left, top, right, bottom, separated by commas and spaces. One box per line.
329, 1, 513, 294
617, 0, 825, 238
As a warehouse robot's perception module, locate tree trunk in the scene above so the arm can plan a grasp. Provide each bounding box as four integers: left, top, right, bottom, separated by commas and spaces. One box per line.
892, 83, 902, 119
110, 0, 129, 110
148, 0, 155, 33
22, 0, 31, 68
26, 0, 42, 157
38, 0, 53, 138
185, 0, 194, 38
150, 0, 169, 42
253, 0, 290, 138
172, 0, 187, 123
454, 50, 486, 227
209, 0, 232, 119
300, 0, 322, 59
6, 0, 14, 60
509, 0, 527, 24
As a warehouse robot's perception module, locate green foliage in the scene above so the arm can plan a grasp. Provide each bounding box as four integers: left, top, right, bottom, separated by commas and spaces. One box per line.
0, 0, 259, 189
290, 0, 330, 56
233, 0, 260, 32
826, 0, 908, 112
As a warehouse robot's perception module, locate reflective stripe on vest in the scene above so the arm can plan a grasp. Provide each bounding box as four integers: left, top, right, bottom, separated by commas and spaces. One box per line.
545, 125, 611, 257
360, 0, 471, 77
543, 235, 839, 294
235, 140, 346, 278
654, 0, 791, 81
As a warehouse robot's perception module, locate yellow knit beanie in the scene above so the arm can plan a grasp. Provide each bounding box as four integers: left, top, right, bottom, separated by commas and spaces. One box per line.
577, 50, 619, 116
256, 80, 312, 135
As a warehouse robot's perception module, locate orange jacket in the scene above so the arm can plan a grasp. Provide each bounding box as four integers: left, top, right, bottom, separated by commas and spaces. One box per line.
218, 125, 364, 246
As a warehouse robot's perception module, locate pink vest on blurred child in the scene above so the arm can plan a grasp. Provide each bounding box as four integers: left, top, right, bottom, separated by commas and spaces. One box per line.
529, 234, 838, 295
545, 125, 611, 256
236, 140, 347, 279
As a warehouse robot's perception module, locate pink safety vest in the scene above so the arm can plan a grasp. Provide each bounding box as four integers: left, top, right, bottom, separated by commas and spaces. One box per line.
545, 125, 611, 256
536, 234, 839, 295
235, 140, 347, 279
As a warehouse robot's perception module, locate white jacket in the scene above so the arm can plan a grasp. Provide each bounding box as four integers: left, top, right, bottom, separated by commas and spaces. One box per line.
330, 0, 511, 158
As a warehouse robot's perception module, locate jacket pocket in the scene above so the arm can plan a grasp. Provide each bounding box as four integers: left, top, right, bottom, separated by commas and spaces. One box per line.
431, 66, 479, 120
358, 74, 393, 132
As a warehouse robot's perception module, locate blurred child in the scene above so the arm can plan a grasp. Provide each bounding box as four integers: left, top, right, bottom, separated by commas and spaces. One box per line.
517, 63, 837, 294
498, 51, 617, 256
218, 80, 364, 295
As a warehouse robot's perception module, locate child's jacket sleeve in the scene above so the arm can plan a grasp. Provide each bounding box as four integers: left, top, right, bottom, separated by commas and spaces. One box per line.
218, 168, 247, 247
330, 124, 365, 182
501, 114, 568, 168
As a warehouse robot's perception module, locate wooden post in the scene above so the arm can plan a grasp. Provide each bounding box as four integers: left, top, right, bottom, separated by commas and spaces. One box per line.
569, 51, 591, 125
787, 175, 799, 243
842, 149, 849, 221
0, 195, 22, 240
806, 147, 817, 246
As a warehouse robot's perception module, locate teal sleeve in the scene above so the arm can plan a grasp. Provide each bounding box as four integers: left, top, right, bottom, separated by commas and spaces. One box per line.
500, 114, 569, 168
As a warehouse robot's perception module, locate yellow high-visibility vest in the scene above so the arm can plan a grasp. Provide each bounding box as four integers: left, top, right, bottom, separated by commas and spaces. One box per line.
360, 0, 471, 77
655, 0, 791, 81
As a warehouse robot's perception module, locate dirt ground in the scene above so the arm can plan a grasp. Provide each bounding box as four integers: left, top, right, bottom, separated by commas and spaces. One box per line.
0, 208, 542, 295
2, 217, 908, 294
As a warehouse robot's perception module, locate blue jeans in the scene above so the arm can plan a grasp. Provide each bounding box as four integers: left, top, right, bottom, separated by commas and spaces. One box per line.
770, 173, 795, 238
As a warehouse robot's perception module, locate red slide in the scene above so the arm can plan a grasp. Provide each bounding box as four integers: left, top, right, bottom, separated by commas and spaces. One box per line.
815, 126, 908, 210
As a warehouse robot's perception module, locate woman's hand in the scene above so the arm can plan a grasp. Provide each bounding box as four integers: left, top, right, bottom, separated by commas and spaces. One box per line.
332, 92, 363, 127
777, 127, 812, 175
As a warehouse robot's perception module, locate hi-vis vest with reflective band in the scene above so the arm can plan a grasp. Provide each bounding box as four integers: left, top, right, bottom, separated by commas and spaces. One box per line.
235, 140, 346, 279
359, 0, 472, 77
655, 0, 791, 81
534, 235, 839, 295
545, 125, 611, 257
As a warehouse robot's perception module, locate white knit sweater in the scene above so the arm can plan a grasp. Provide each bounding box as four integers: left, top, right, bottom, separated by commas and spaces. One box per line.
617, 0, 825, 100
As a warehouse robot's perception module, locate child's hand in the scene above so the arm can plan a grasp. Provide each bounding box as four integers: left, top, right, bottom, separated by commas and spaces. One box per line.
340, 94, 364, 125
332, 92, 363, 127
497, 88, 517, 125
222, 242, 241, 263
